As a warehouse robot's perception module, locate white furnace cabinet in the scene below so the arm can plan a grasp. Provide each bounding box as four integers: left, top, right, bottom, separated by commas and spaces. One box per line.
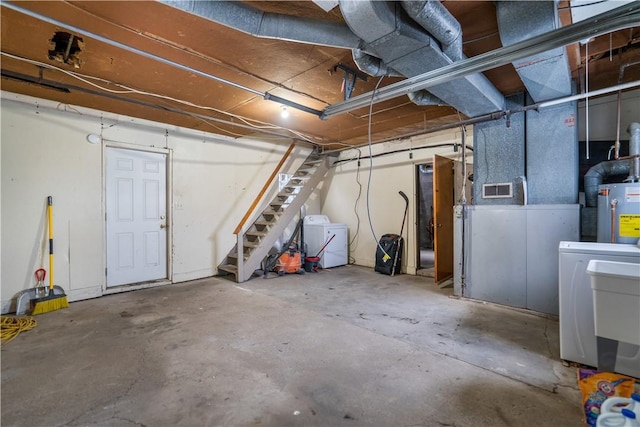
303, 215, 348, 268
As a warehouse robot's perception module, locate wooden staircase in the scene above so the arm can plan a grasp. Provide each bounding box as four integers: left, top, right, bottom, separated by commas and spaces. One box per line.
218, 151, 338, 282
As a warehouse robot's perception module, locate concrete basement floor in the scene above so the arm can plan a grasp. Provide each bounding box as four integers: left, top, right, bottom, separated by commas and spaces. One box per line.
1, 265, 602, 426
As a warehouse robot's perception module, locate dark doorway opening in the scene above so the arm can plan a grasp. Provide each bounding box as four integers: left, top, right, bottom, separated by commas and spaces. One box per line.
416, 163, 434, 271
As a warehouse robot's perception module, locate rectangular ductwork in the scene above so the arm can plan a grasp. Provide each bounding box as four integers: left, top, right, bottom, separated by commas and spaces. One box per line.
496, 1, 573, 102
164, 0, 506, 119
339, 0, 505, 117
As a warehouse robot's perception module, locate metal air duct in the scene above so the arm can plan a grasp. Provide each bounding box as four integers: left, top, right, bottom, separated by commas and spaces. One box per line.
159, 0, 361, 50
400, 0, 463, 62
584, 161, 630, 207
496, 1, 572, 102
339, 0, 504, 117
352, 48, 401, 77
407, 90, 444, 106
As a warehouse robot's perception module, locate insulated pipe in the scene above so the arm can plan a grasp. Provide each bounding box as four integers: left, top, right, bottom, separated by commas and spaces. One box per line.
348, 32, 447, 107
628, 122, 640, 182
400, 0, 463, 61
584, 160, 630, 207
340, 0, 504, 117
407, 90, 444, 106
351, 49, 402, 77
160, 0, 362, 50
322, 3, 640, 118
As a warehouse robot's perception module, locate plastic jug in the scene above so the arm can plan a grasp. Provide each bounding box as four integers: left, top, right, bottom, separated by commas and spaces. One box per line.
597, 409, 639, 427
601, 394, 640, 418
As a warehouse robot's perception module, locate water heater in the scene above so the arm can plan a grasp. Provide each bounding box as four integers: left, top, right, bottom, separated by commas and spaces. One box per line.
597, 182, 640, 244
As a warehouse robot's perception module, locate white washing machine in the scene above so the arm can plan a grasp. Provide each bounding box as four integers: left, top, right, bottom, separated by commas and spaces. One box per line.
303, 215, 348, 268
558, 241, 640, 377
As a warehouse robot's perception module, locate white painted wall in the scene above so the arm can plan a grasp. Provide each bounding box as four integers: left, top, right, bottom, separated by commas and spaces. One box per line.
1, 92, 314, 313
578, 88, 640, 141
320, 129, 472, 274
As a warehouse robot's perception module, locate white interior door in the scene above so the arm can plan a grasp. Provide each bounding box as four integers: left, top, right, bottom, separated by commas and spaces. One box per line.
106, 147, 167, 287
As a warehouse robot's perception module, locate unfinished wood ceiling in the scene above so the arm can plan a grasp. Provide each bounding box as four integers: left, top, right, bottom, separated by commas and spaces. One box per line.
1, 1, 639, 149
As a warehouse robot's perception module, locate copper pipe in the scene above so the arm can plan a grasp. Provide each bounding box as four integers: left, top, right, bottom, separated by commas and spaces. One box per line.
615, 153, 640, 161
610, 199, 618, 243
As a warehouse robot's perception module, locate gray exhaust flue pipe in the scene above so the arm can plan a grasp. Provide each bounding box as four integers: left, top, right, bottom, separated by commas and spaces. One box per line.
584, 122, 640, 207
584, 161, 630, 207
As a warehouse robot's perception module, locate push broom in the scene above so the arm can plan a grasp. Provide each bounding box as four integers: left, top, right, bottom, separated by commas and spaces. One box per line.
31, 196, 69, 315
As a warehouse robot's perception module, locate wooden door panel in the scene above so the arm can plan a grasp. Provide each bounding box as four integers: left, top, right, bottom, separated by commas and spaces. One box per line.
433, 155, 454, 283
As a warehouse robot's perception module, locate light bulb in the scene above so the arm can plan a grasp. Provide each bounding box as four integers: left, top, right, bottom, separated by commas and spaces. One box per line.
87, 133, 102, 144
280, 106, 290, 119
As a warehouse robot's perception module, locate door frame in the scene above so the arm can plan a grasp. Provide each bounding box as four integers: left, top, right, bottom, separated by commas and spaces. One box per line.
102, 142, 173, 294
433, 154, 455, 284
414, 162, 435, 272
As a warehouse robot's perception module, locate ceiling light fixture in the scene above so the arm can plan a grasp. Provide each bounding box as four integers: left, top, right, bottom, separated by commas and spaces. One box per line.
86, 133, 102, 144
280, 106, 290, 119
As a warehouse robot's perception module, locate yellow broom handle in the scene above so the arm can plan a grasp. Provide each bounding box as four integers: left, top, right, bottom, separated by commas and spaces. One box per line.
48, 196, 54, 291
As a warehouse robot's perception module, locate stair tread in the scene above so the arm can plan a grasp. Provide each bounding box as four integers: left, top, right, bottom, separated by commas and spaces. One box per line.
227, 253, 247, 259
224, 154, 331, 283
263, 209, 284, 214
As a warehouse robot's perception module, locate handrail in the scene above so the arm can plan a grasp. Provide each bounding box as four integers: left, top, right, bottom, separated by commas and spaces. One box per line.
233, 141, 296, 235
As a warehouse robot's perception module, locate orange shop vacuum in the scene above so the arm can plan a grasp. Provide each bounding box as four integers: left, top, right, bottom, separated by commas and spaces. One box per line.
275, 243, 305, 276
263, 218, 305, 277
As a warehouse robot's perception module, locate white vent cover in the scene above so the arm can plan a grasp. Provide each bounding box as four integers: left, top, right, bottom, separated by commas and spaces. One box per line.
482, 182, 513, 199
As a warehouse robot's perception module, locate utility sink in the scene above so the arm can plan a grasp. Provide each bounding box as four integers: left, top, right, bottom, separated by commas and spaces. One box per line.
587, 260, 640, 346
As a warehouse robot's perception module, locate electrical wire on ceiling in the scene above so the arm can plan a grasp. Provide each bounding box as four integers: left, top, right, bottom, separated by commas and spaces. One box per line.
365, 76, 391, 260
0, 51, 324, 145
342, 146, 363, 264
61, 0, 332, 109
2, 1, 328, 120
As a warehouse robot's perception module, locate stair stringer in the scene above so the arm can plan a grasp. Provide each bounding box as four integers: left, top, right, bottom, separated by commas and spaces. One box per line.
221, 154, 337, 282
